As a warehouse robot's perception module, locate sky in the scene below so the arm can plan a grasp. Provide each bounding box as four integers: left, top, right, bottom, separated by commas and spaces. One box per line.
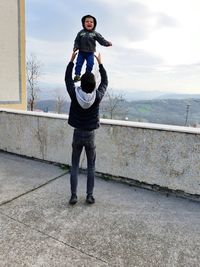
26, 0, 200, 96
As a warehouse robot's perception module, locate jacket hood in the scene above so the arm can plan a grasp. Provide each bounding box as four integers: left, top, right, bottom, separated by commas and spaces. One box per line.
75, 87, 96, 109
81, 15, 97, 30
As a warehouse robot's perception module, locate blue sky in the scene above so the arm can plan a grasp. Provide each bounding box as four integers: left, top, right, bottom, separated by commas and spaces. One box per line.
26, 0, 200, 95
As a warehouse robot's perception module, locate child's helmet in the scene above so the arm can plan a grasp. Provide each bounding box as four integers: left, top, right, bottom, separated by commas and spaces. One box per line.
81, 15, 97, 30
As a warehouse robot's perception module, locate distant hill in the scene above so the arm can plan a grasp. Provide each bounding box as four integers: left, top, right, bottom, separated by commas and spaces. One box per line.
156, 93, 200, 100
120, 90, 200, 101
37, 86, 200, 101
36, 100, 70, 114
36, 97, 200, 127
37, 86, 70, 101
118, 90, 164, 101
125, 98, 200, 126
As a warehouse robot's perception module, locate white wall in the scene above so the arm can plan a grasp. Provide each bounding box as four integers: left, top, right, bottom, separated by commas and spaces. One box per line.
0, 0, 26, 109
1, 109, 200, 196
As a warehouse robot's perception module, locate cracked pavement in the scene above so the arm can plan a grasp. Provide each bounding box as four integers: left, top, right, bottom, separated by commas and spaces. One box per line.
0, 151, 200, 267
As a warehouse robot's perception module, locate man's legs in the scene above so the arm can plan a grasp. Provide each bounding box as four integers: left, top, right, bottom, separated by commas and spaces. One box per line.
69, 129, 96, 204
85, 131, 96, 204
85, 146, 96, 195
69, 130, 83, 204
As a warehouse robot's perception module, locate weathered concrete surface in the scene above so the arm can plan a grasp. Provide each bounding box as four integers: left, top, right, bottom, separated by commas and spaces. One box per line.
0, 151, 200, 267
96, 124, 200, 196
0, 109, 200, 197
0, 152, 66, 205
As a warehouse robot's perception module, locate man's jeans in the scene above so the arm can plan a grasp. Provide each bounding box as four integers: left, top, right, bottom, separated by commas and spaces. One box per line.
70, 129, 96, 196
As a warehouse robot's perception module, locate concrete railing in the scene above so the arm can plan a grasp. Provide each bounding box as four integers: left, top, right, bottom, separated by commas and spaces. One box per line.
1, 109, 200, 198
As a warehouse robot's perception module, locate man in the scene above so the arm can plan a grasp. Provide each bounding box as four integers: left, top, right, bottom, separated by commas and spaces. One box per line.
65, 51, 108, 205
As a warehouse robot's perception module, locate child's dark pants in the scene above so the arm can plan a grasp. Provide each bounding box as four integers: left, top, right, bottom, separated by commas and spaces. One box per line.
75, 51, 94, 76
70, 128, 96, 196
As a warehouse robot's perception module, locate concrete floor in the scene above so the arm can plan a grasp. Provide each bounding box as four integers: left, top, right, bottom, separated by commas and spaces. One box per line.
0, 151, 200, 267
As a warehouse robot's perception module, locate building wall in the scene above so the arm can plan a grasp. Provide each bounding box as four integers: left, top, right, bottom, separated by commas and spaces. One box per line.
0, 109, 200, 197
0, 0, 26, 110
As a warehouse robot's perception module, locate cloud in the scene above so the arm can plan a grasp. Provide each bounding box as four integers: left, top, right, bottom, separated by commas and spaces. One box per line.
156, 13, 179, 28
164, 62, 200, 84
90, 1, 178, 42
26, 0, 106, 41
102, 45, 163, 75
26, 0, 178, 43
26, 0, 199, 93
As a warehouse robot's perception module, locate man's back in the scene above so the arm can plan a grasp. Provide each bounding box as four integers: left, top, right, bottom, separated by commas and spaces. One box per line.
65, 59, 108, 130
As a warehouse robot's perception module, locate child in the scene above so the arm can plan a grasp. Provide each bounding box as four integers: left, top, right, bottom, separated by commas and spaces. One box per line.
73, 14, 112, 82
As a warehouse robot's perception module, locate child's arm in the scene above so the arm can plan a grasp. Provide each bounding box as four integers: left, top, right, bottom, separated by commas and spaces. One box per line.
95, 32, 112, 47
73, 31, 81, 51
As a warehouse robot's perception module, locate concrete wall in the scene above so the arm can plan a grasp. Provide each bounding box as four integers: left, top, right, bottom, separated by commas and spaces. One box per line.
0, 0, 26, 110
1, 109, 200, 196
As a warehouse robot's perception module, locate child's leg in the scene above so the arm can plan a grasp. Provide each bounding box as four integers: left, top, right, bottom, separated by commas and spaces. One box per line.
75, 52, 85, 76
86, 52, 94, 72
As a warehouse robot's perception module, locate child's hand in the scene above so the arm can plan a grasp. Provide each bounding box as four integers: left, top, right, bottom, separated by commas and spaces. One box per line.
108, 42, 112, 46
94, 53, 102, 64
70, 51, 77, 62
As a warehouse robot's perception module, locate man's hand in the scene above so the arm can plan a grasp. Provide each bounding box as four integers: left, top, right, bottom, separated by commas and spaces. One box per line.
94, 53, 102, 65
70, 51, 77, 62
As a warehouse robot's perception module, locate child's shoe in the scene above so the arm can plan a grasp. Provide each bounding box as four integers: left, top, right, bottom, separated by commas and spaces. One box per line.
74, 75, 81, 82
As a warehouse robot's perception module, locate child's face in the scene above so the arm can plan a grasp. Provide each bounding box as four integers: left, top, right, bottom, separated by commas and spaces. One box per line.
84, 17, 94, 31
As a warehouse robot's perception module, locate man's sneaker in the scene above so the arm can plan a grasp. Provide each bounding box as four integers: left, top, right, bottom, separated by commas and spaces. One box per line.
74, 75, 81, 82
86, 194, 95, 204
69, 194, 77, 205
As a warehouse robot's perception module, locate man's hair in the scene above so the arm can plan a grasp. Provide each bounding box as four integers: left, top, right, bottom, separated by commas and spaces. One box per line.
81, 72, 96, 93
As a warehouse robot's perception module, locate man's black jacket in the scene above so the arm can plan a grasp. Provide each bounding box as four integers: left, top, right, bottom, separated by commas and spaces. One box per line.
65, 62, 108, 130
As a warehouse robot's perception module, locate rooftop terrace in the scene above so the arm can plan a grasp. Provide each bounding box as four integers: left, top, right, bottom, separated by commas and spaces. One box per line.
0, 109, 200, 266
0, 151, 200, 266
